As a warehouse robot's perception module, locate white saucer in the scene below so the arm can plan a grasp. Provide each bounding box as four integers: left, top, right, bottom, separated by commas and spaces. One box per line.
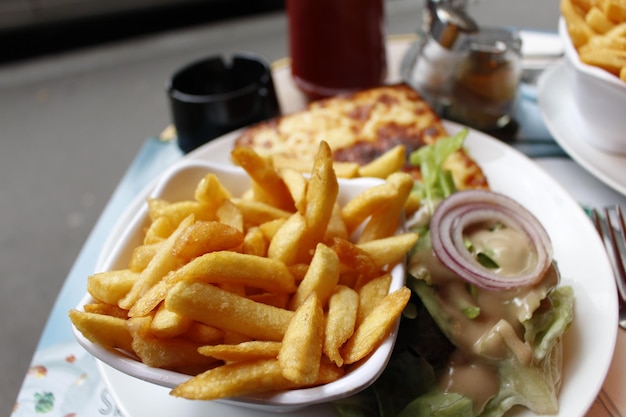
537, 62, 626, 196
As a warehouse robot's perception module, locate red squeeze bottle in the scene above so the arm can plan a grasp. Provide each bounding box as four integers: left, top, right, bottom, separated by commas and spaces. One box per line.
286, 0, 387, 99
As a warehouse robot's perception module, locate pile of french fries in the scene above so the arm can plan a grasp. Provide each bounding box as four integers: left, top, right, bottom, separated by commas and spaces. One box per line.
69, 141, 419, 401
561, 0, 626, 81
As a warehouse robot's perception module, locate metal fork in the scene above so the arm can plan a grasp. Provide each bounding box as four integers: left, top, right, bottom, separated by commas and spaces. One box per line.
592, 205, 626, 329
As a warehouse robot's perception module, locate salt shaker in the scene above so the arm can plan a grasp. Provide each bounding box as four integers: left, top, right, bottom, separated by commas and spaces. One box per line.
410, 3, 478, 113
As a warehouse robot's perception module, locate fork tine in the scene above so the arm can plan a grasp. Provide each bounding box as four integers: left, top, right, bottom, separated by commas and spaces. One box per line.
604, 206, 626, 300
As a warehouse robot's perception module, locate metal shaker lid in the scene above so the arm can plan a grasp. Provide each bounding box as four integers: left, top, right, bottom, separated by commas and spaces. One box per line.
430, 3, 479, 50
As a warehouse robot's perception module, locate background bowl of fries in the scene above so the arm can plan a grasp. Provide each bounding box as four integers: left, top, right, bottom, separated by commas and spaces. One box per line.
558, 10, 626, 155
71, 151, 416, 412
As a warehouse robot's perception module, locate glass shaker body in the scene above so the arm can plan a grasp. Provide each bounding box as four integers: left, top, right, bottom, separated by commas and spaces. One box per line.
286, 0, 387, 100
448, 27, 523, 130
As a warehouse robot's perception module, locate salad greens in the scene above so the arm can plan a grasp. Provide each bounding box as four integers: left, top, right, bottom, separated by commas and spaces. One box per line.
332, 132, 574, 417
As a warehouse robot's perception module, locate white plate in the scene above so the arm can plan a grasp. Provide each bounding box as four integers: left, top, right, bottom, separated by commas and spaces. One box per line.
98, 122, 617, 417
537, 62, 626, 196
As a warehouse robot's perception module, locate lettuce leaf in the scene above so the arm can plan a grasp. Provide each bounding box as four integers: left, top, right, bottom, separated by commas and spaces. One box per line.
409, 130, 466, 213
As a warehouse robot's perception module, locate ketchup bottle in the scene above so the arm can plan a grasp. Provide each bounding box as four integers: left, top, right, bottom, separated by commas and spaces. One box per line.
286, 0, 387, 100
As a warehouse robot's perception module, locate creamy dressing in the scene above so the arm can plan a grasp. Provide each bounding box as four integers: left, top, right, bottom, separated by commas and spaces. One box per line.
438, 350, 500, 413
409, 220, 560, 413
465, 221, 537, 278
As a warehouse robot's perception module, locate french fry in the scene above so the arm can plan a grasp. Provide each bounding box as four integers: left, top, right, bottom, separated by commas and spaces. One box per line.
83, 302, 128, 319
324, 285, 359, 366
341, 181, 399, 233
342, 287, 411, 365
128, 243, 159, 272
151, 304, 193, 338
357, 232, 420, 270
69, 310, 133, 352
199, 341, 282, 362
279, 294, 324, 384
324, 203, 349, 241
358, 144, 406, 179
143, 216, 174, 244
279, 168, 308, 214
602, 0, 626, 22
171, 220, 243, 262
165, 281, 293, 341
170, 359, 301, 400
87, 269, 137, 305
242, 226, 268, 257
289, 243, 340, 310
586, 5, 616, 32
358, 172, 413, 243
267, 213, 308, 265
356, 273, 392, 325
118, 214, 194, 310
147, 199, 214, 225
231, 146, 295, 211
232, 198, 292, 226
194, 173, 232, 206
330, 237, 379, 287
216, 199, 244, 232
301, 141, 338, 260
180, 251, 297, 293
181, 322, 224, 345
127, 316, 218, 372
130, 251, 297, 317
562, 0, 597, 48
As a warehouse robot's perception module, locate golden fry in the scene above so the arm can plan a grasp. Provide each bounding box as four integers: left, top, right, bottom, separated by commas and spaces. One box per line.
356, 273, 392, 325
324, 285, 359, 366
358, 172, 413, 243
171, 220, 243, 262
342, 287, 411, 365
231, 146, 295, 211
198, 341, 282, 362
289, 243, 340, 310
151, 304, 193, 338
166, 281, 293, 341
242, 226, 268, 257
87, 269, 137, 305
341, 182, 399, 233
127, 316, 217, 372
83, 302, 128, 319
118, 214, 194, 310
69, 310, 133, 352
358, 144, 406, 179
267, 213, 308, 265
279, 294, 324, 384
194, 173, 232, 206
301, 141, 338, 258
357, 232, 420, 270
216, 199, 244, 232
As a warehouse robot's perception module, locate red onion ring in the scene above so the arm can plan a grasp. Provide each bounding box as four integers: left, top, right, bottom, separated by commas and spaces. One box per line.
430, 190, 553, 290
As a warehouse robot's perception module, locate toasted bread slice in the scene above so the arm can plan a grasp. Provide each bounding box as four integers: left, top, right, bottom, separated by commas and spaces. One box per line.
234, 83, 488, 190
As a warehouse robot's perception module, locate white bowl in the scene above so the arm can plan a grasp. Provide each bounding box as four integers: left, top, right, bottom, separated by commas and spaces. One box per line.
559, 17, 626, 155
72, 159, 406, 412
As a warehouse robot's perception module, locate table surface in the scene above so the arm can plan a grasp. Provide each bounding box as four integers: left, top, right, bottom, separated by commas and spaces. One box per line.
5, 1, 626, 416
10, 33, 626, 417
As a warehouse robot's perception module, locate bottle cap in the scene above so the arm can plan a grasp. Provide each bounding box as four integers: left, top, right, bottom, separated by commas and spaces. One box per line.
430, 3, 478, 50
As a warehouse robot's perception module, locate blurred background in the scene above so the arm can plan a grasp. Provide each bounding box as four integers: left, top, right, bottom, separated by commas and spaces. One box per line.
0, 0, 560, 415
